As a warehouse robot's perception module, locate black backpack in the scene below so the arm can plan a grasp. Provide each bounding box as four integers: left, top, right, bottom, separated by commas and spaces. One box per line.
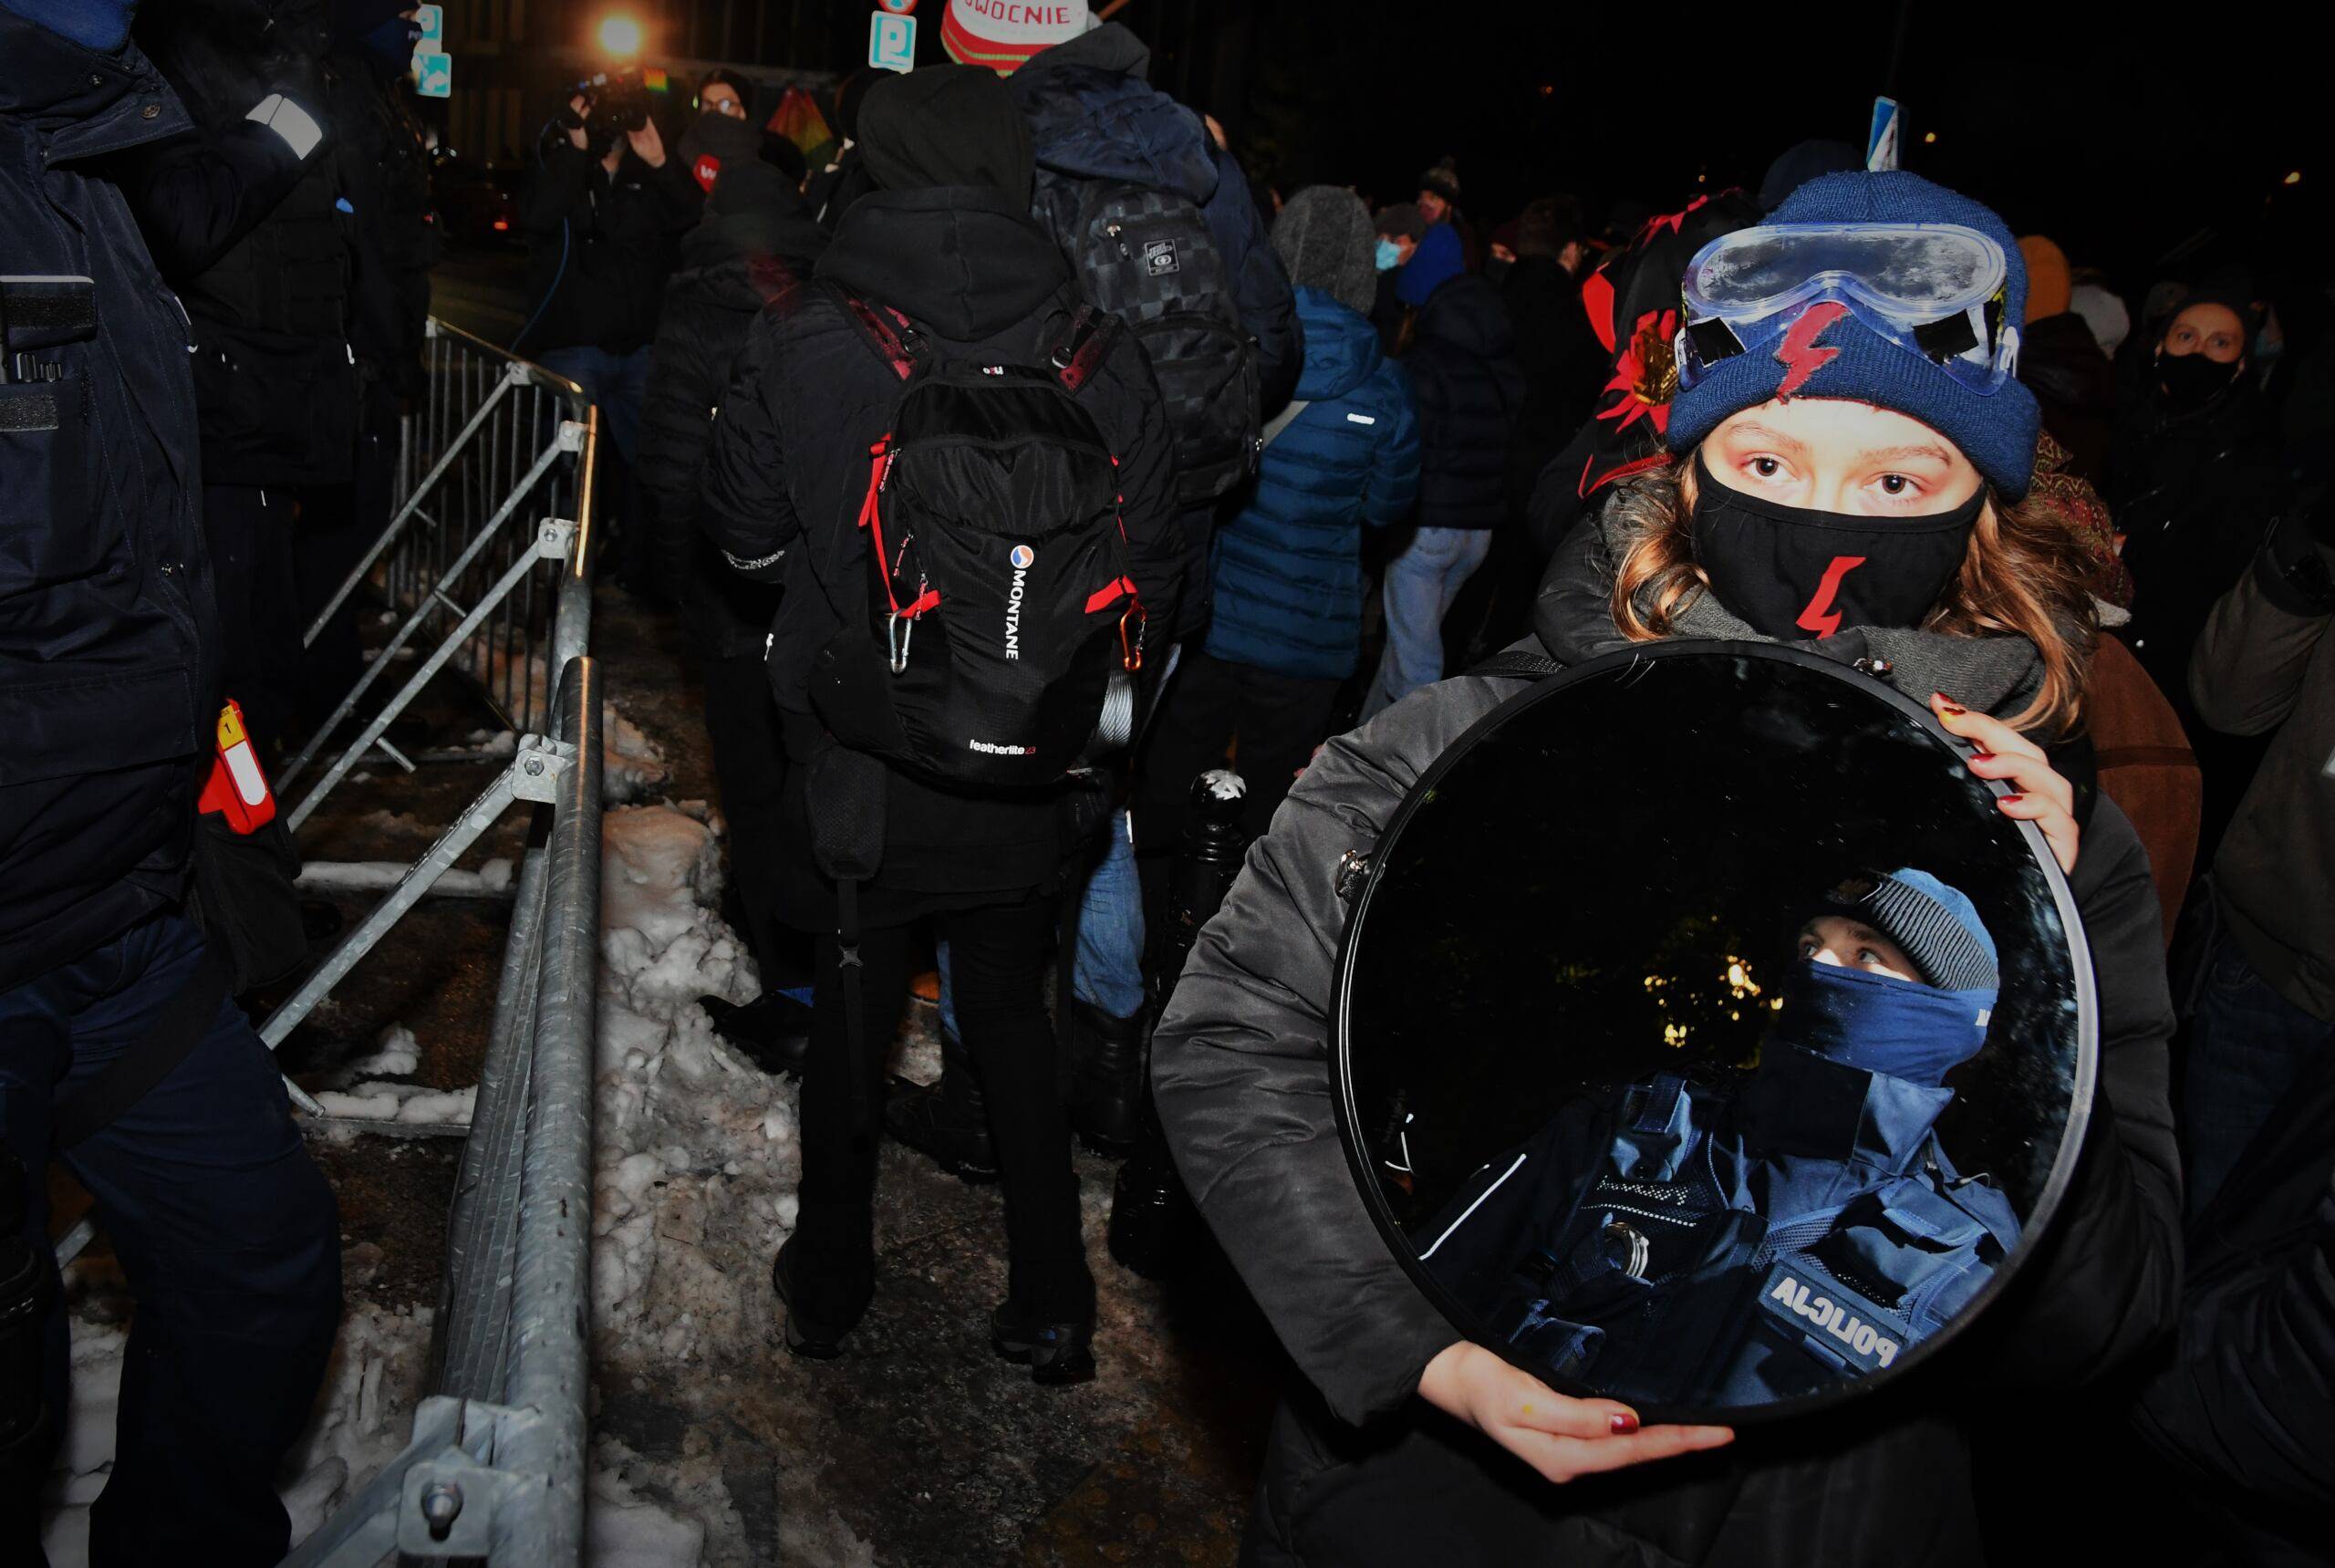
807, 288, 1149, 790
1059, 179, 1260, 507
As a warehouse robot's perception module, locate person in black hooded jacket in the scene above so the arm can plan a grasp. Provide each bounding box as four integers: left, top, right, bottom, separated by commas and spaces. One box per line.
638, 111, 829, 1059
700, 65, 1186, 1383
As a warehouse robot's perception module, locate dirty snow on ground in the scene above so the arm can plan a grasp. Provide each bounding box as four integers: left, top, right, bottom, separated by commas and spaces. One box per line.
41, 1301, 433, 1568
297, 856, 517, 897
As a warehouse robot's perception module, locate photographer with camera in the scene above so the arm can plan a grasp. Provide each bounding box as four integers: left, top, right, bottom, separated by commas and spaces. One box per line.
2, 4, 342, 1563
514, 74, 701, 495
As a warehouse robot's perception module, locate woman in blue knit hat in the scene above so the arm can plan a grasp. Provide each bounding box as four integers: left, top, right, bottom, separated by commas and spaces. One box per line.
1150, 171, 2182, 1564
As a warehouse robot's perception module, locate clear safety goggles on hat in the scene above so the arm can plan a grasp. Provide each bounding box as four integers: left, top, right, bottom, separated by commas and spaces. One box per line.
1674, 223, 2020, 396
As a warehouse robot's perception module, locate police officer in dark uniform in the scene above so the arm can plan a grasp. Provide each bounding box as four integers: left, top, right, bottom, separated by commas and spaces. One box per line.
1421, 868, 2018, 1409
1, 3, 341, 1562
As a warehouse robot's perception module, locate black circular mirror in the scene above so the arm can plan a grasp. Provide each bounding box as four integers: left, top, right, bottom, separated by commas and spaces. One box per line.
1332, 641, 2095, 1424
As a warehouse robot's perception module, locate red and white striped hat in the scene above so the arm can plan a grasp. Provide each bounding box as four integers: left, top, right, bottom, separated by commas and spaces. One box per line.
939, 0, 1093, 74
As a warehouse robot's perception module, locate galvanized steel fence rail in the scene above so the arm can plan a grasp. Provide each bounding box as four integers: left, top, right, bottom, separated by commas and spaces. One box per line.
280, 318, 598, 830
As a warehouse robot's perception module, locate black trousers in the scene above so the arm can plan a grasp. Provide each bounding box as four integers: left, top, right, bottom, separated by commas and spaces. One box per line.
799, 894, 1090, 1315
1, 914, 341, 1566
1136, 649, 1344, 853
700, 653, 811, 991
201, 483, 301, 762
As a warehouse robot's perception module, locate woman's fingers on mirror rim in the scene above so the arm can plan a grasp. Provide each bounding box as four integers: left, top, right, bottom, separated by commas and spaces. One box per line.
1931, 692, 2076, 810
1996, 788, 2081, 871
1504, 1420, 1737, 1484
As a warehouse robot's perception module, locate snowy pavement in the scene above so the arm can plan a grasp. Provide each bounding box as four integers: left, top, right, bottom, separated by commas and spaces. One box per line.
41, 589, 1270, 1566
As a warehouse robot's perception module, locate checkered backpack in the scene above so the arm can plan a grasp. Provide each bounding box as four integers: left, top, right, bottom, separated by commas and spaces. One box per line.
1062, 180, 1261, 506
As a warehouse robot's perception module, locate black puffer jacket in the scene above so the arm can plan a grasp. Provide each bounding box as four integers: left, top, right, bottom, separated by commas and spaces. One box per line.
1152, 505, 2182, 1567
699, 184, 1187, 918
1407, 274, 1525, 530
1, 18, 213, 992
638, 183, 828, 660
2108, 373, 2290, 708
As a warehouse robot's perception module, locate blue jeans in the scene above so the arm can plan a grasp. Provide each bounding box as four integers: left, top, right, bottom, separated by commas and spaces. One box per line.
2184, 934, 2335, 1217
1361, 525, 1496, 721
937, 808, 1147, 1039
533, 343, 652, 467
2, 915, 342, 1566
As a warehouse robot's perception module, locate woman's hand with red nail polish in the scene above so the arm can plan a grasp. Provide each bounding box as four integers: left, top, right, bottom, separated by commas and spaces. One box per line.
1417, 1342, 1732, 1484
1928, 692, 2080, 872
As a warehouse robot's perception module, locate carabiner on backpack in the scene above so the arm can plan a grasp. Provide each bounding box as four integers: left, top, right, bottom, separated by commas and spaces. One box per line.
887, 610, 914, 675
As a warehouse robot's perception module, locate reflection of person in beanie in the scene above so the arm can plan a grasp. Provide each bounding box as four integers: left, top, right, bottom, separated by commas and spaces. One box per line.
1784, 867, 2000, 1088
1415, 862, 2020, 1408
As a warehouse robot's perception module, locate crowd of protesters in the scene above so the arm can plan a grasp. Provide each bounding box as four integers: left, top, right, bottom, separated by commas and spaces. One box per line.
5, 0, 2331, 1563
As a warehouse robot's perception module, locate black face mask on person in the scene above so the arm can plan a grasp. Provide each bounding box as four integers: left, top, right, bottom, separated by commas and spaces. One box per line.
2154, 348, 2243, 414
1686, 451, 1984, 640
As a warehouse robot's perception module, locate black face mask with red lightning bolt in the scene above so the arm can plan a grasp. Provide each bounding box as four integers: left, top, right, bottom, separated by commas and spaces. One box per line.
1685, 450, 1983, 639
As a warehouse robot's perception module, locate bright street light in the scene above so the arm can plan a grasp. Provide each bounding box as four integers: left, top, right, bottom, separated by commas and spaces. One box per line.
597, 13, 642, 55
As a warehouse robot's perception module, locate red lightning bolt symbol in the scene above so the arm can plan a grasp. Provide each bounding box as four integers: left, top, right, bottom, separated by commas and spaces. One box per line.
1773, 300, 1850, 399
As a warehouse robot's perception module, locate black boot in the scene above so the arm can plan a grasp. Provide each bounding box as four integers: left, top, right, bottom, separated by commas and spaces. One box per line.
1066, 997, 1146, 1156
882, 1035, 999, 1182
702, 991, 812, 1075
771, 1223, 874, 1359
990, 1260, 1097, 1386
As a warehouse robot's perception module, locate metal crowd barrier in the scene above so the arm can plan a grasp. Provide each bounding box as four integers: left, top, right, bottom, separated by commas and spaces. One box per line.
278, 656, 603, 1566
279, 318, 599, 831
53, 323, 610, 1564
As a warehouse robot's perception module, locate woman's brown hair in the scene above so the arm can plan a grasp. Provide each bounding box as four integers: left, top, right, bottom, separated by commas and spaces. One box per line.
1603, 456, 2103, 738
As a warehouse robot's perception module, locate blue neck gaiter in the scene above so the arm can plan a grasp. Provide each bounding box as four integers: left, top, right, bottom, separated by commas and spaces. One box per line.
6, 0, 136, 51
1771, 961, 1992, 1088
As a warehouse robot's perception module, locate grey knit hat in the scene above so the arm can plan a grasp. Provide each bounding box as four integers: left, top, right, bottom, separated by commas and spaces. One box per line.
1272, 185, 1379, 317
1810, 867, 1999, 994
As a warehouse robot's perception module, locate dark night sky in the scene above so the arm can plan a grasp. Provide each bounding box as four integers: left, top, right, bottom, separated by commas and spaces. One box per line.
732, 1, 2319, 319
861, 1, 2310, 295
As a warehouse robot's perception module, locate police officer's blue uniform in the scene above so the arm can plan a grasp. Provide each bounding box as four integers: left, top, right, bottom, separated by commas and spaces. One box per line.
1417, 1042, 2019, 1408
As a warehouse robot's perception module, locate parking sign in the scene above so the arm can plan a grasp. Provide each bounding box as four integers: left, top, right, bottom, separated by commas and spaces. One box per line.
414, 51, 452, 99
869, 10, 916, 72
413, 4, 442, 51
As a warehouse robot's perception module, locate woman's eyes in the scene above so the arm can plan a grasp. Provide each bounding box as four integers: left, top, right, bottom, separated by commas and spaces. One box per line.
1749, 456, 1783, 479
1879, 474, 1909, 495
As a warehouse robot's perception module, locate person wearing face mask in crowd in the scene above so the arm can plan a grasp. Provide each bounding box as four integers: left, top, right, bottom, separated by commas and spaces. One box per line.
1420, 870, 2018, 1411
1153, 171, 2178, 1566
1370, 202, 1425, 353
2108, 286, 2292, 864
1355, 216, 1523, 720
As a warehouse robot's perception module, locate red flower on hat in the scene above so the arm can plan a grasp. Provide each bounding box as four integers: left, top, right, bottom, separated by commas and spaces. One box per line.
1596, 307, 1680, 433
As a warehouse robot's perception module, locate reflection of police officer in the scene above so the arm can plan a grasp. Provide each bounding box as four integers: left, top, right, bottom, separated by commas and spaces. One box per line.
1419, 869, 2018, 1408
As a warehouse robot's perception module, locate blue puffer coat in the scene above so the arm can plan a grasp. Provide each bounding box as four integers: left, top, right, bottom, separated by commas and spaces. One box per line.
1203, 289, 1419, 680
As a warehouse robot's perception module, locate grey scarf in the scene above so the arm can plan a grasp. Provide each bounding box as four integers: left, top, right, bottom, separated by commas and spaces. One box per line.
1533, 510, 2059, 721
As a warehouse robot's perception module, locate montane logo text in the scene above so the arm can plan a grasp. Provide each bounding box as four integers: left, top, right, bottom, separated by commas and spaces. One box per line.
1004, 544, 1034, 659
